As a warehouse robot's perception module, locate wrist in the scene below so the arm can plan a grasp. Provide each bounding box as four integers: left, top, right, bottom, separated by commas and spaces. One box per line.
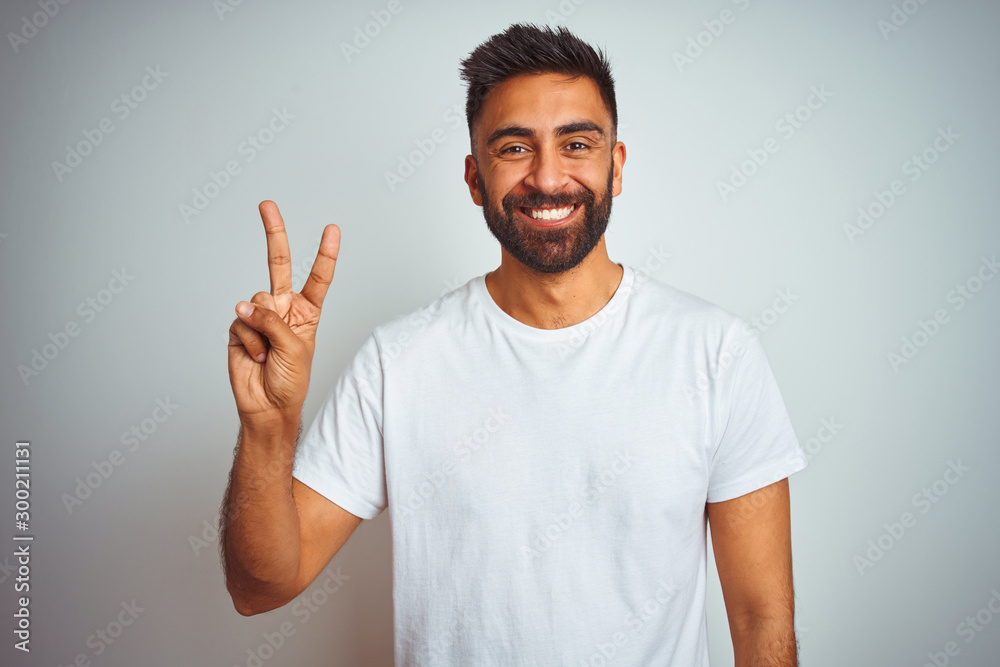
239, 408, 302, 439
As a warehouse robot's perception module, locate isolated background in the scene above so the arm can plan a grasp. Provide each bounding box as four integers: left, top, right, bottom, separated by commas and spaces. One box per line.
2, 0, 999, 665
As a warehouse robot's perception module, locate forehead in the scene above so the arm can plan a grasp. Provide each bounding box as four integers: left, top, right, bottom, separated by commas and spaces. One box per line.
476, 72, 610, 135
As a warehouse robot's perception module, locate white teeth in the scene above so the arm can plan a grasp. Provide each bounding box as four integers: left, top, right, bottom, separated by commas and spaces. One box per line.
529, 205, 574, 220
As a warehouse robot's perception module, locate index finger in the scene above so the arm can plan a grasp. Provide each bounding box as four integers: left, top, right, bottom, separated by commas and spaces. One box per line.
259, 200, 293, 297
300, 223, 341, 310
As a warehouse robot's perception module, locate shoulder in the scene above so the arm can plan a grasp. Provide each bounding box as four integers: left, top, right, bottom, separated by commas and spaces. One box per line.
369, 276, 477, 351
627, 269, 752, 345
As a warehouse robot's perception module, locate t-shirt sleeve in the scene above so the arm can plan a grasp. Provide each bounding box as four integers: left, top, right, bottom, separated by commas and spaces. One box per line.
706, 322, 808, 503
292, 333, 387, 519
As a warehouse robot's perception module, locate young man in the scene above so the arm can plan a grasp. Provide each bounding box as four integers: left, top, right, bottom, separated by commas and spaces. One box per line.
223, 23, 807, 666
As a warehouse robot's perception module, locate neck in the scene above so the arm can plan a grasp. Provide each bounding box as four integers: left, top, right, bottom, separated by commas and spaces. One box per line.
484, 239, 624, 330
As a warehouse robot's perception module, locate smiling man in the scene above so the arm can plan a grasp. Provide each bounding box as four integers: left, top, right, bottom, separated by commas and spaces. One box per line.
222, 23, 807, 667
467, 65, 624, 331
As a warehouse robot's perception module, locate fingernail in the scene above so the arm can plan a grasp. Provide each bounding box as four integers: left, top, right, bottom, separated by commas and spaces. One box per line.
237, 302, 254, 317
256, 352, 266, 363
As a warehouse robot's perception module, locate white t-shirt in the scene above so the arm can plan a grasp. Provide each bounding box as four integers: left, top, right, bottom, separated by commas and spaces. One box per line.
292, 264, 808, 666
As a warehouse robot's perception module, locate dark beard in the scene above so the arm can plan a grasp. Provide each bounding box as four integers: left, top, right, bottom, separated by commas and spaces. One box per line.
477, 164, 614, 274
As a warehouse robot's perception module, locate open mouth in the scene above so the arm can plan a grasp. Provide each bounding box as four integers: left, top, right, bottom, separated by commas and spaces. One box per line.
516, 204, 579, 227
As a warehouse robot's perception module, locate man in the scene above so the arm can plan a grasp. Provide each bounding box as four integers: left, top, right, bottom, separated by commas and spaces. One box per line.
222, 23, 807, 666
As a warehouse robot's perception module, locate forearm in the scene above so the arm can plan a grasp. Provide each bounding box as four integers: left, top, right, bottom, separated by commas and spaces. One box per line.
221, 415, 303, 614
731, 613, 798, 667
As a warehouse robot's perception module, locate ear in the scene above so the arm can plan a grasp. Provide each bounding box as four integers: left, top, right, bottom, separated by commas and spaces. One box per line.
611, 141, 626, 197
464, 154, 483, 206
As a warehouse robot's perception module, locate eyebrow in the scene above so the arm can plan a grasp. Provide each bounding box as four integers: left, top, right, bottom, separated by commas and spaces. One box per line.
486, 121, 605, 147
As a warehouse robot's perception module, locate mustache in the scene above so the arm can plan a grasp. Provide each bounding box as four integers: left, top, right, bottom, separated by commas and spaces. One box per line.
502, 188, 594, 210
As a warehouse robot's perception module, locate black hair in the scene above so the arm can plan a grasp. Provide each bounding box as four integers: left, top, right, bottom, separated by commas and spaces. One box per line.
458, 23, 617, 151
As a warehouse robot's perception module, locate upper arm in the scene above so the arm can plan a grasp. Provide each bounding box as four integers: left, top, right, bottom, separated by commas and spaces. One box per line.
706, 478, 795, 631
291, 477, 363, 594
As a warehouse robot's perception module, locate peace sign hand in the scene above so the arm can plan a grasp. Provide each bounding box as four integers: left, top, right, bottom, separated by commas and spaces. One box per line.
227, 201, 341, 428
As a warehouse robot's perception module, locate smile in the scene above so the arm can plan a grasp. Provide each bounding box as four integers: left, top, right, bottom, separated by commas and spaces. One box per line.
517, 204, 578, 227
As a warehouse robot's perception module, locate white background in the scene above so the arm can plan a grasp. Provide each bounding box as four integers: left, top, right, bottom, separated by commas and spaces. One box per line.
1, 0, 998, 665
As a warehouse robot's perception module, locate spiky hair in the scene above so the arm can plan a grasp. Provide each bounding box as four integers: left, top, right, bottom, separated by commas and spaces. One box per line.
458, 23, 618, 149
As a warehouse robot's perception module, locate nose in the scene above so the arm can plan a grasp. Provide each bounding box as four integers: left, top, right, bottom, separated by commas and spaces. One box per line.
521, 143, 572, 195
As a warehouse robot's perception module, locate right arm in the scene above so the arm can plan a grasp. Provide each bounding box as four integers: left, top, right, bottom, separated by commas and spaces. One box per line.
220, 417, 362, 616
221, 201, 362, 616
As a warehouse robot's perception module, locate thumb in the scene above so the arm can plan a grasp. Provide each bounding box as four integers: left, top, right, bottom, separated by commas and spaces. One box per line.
235, 301, 300, 355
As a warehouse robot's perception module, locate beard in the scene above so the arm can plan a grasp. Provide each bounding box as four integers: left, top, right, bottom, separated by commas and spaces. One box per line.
477, 163, 615, 274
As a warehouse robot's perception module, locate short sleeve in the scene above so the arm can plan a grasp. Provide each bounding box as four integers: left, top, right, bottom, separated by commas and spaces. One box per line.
707, 323, 807, 503
292, 333, 387, 519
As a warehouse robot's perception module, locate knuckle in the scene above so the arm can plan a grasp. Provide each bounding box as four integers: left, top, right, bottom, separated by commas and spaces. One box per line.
233, 320, 256, 340
254, 306, 273, 324
308, 270, 331, 287
231, 319, 252, 339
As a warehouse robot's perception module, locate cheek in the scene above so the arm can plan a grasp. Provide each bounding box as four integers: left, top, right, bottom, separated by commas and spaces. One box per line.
483, 172, 519, 206
487, 164, 522, 189
568, 161, 607, 186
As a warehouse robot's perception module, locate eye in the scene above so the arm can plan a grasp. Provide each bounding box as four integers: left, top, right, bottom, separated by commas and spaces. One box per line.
566, 141, 590, 151
500, 145, 527, 155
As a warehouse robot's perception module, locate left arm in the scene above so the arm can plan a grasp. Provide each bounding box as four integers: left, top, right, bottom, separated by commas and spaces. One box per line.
706, 478, 798, 667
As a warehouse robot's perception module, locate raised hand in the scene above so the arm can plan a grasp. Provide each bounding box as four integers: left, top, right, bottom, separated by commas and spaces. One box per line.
227, 200, 340, 427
